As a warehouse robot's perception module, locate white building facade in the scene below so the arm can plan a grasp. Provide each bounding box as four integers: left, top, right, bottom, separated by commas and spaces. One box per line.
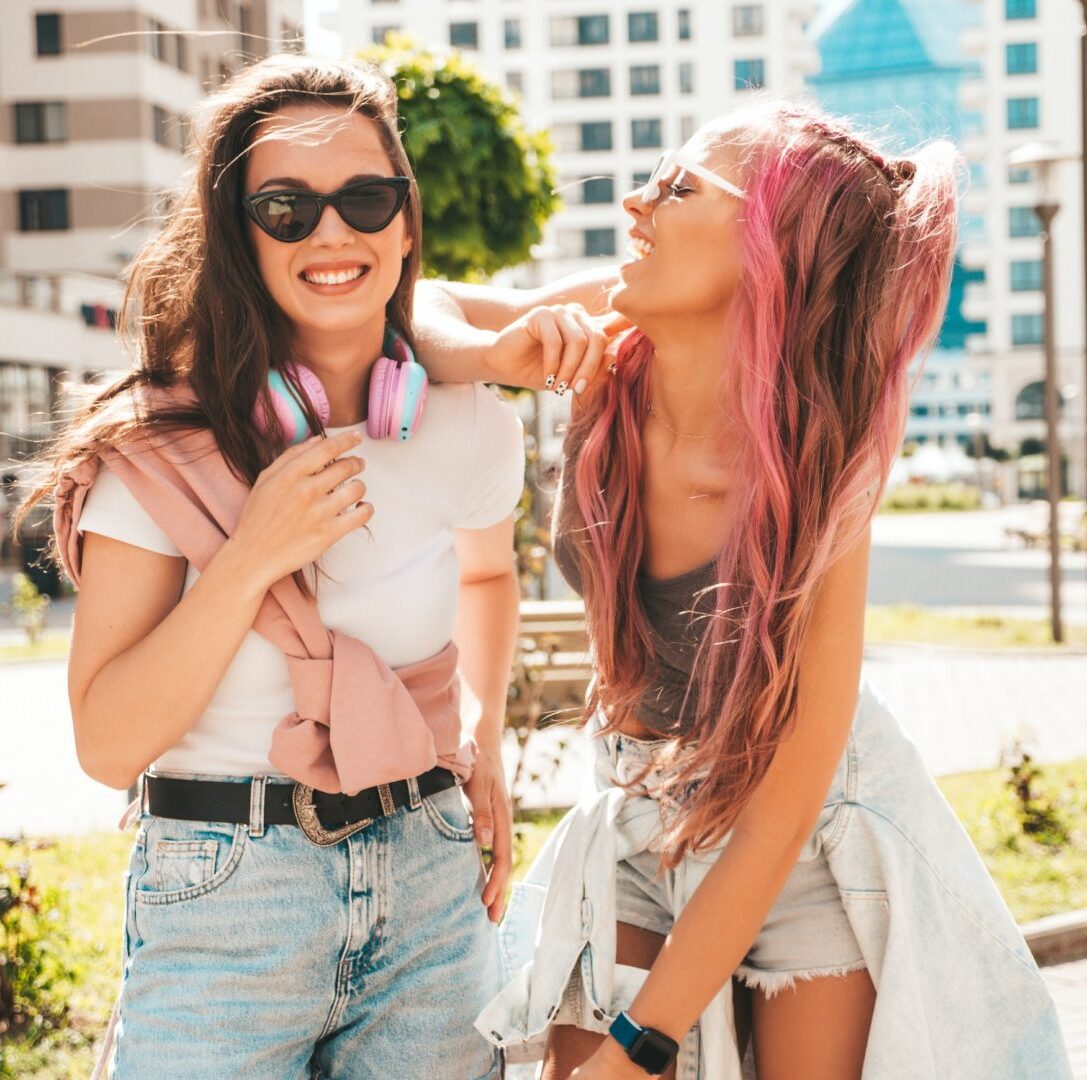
959, 0, 1086, 496
337, 0, 819, 284
0, 0, 304, 485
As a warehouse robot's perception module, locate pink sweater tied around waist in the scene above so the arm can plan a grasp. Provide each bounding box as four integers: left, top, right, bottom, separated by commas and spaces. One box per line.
52, 419, 473, 795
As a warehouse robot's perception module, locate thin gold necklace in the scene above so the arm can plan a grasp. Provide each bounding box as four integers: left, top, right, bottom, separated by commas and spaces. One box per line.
648, 400, 712, 439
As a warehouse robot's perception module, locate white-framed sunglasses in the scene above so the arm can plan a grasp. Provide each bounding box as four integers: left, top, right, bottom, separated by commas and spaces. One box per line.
640, 149, 747, 204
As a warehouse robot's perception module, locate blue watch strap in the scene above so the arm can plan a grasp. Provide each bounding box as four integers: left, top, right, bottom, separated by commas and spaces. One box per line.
609, 1010, 643, 1050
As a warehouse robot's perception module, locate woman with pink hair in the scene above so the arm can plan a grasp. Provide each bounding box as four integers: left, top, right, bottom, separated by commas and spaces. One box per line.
417, 101, 1070, 1079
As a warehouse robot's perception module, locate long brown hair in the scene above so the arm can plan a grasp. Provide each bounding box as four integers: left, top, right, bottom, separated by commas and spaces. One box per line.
566, 101, 960, 863
18, 53, 422, 533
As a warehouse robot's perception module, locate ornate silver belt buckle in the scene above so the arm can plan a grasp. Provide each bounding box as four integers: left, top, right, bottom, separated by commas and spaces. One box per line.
292, 784, 374, 847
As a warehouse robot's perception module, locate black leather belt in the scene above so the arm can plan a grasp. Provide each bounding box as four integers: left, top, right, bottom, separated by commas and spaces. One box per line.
145, 766, 460, 847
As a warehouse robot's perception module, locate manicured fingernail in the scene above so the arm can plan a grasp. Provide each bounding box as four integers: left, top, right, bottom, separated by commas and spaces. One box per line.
556, 381, 567, 395
574, 379, 587, 395
544, 375, 556, 388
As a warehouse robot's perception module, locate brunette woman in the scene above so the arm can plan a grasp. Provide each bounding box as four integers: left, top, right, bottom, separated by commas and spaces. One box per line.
19, 56, 521, 1078
415, 101, 1071, 1079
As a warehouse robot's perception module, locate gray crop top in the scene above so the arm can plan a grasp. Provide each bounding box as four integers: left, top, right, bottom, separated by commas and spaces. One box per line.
551, 469, 716, 738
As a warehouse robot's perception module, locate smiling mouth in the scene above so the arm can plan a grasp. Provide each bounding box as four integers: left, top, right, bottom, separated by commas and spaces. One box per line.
627, 236, 655, 259
300, 266, 369, 286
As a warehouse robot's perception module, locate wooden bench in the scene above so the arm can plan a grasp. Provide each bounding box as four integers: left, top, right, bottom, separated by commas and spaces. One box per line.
508, 600, 591, 730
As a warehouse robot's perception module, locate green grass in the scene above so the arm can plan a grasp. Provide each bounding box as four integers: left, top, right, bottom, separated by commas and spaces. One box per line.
1, 832, 131, 1079
3, 764, 1085, 1076
865, 604, 1087, 649
938, 758, 1087, 924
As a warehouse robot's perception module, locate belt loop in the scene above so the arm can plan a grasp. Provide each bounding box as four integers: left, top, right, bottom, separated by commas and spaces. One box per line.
407, 775, 422, 810
248, 777, 267, 837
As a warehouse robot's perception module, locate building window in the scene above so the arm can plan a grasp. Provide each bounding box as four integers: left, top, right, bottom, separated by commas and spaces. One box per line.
1009, 207, 1041, 236
678, 9, 692, 40
579, 15, 610, 45
0, 362, 61, 461
733, 5, 765, 36
372, 25, 399, 44
580, 122, 613, 152
1008, 165, 1035, 183
175, 33, 188, 72
633, 171, 652, 189
504, 19, 522, 49
14, 102, 67, 144
1007, 96, 1040, 129
734, 58, 765, 90
583, 177, 614, 204
506, 71, 524, 95
1005, 42, 1038, 74
1011, 313, 1044, 346
679, 61, 695, 94
553, 69, 611, 99
18, 189, 70, 231
551, 15, 610, 47
680, 115, 697, 141
152, 105, 171, 148
628, 12, 659, 43
1010, 259, 1043, 291
631, 118, 663, 149
579, 68, 611, 97
1005, 0, 1036, 17
585, 228, 617, 257
148, 18, 167, 62
449, 22, 478, 49
35, 13, 62, 55
630, 64, 661, 95
1015, 381, 1046, 419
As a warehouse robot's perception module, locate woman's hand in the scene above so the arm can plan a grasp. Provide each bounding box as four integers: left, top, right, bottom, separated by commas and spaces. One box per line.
489, 305, 631, 396
229, 430, 372, 592
463, 744, 513, 923
568, 1037, 651, 1079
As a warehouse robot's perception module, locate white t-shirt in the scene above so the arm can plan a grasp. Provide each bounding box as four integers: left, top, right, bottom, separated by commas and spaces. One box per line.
77, 382, 525, 777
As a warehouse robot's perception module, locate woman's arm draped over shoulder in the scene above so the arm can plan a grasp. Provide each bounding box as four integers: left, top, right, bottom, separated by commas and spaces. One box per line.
413, 269, 622, 389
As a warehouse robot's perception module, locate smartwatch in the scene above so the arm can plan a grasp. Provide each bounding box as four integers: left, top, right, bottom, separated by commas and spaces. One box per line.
608, 1011, 680, 1075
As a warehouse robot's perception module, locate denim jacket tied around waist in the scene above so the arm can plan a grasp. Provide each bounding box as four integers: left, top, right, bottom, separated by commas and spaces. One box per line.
475, 681, 1071, 1080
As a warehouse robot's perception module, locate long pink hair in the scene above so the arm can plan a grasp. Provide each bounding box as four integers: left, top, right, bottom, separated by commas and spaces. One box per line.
565, 102, 960, 862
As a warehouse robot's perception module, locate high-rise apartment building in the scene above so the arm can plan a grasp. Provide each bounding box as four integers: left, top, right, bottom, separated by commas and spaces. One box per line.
0, 1, 303, 472
336, 0, 819, 284
809, 0, 994, 453
958, 0, 1085, 496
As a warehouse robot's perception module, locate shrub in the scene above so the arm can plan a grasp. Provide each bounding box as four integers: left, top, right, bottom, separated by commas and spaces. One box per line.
0, 840, 81, 1047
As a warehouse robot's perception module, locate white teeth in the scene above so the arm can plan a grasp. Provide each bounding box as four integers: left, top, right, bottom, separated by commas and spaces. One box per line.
627, 236, 655, 259
303, 266, 366, 285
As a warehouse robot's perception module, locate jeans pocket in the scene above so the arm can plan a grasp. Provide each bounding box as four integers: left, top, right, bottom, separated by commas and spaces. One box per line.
422, 785, 476, 842
135, 818, 248, 906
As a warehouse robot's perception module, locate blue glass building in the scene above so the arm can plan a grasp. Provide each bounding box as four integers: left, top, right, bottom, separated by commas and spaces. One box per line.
809, 0, 990, 445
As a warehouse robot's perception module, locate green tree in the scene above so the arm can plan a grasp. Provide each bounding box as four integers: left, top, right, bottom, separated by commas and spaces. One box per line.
361, 36, 559, 279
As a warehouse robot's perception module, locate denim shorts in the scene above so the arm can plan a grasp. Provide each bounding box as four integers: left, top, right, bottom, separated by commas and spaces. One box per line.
109, 776, 503, 1079
602, 730, 868, 999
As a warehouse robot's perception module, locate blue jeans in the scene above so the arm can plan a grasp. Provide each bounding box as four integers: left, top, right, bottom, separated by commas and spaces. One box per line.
110, 778, 504, 1079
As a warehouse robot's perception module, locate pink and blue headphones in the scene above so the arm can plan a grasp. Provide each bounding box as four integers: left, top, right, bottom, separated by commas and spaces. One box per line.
258, 326, 428, 444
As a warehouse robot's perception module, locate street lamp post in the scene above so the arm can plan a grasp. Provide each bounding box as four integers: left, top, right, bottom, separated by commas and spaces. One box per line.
1009, 143, 1069, 643
1036, 199, 1064, 643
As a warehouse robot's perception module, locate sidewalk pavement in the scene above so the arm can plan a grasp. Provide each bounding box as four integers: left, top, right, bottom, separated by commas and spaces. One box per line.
1045, 958, 1087, 1078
